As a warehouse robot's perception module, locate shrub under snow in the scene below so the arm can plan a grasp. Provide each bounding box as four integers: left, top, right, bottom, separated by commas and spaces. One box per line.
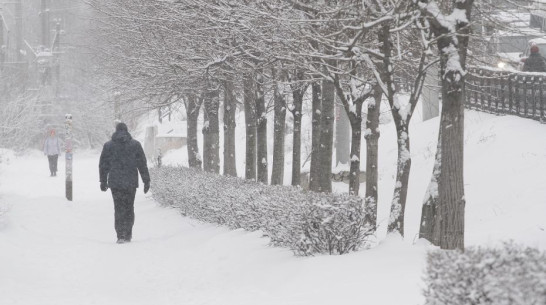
423, 243, 546, 305
150, 166, 375, 255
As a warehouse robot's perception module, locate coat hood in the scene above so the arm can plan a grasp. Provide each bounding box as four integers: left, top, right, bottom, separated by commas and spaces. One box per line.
112, 130, 133, 143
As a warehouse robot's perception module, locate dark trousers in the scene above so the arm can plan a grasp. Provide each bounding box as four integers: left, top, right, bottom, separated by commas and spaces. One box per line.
111, 188, 137, 240
47, 154, 58, 174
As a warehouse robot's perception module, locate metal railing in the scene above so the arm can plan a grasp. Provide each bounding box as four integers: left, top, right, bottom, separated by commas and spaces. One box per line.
466, 67, 546, 122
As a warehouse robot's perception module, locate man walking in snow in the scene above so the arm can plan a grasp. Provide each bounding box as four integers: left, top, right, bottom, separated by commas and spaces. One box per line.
523, 44, 546, 72
99, 122, 150, 244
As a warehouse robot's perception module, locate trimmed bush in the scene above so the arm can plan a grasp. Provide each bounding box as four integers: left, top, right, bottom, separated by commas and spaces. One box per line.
150, 166, 375, 255
423, 243, 546, 305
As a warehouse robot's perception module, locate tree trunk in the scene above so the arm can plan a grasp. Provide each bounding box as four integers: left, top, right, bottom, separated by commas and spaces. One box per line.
223, 79, 237, 177
422, 0, 473, 250
255, 69, 268, 184
309, 81, 322, 191
333, 75, 364, 196
348, 117, 362, 195
291, 82, 305, 186
364, 86, 382, 227
243, 73, 257, 180
377, 24, 412, 237
419, 128, 441, 244
202, 87, 220, 174
318, 76, 335, 193
336, 100, 351, 166
437, 84, 465, 250
271, 69, 286, 185
186, 94, 202, 169
387, 122, 411, 236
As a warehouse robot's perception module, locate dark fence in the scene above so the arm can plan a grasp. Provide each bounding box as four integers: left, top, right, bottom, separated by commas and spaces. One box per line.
466, 67, 546, 122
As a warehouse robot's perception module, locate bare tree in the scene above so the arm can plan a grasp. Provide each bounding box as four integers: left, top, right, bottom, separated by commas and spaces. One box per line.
418, 0, 474, 250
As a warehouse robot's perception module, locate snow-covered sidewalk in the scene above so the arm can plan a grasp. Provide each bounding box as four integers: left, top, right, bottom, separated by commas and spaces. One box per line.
0, 151, 427, 305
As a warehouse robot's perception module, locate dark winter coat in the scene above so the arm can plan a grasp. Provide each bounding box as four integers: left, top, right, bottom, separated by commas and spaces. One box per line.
523, 53, 546, 72
99, 130, 150, 190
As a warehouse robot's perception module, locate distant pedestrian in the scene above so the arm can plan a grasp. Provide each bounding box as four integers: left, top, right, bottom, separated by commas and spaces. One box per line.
43, 129, 61, 177
523, 44, 546, 72
99, 122, 150, 244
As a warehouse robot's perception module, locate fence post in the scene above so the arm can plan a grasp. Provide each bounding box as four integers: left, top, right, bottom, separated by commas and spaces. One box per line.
524, 76, 530, 117
532, 76, 538, 120
472, 69, 479, 109
479, 69, 485, 110
487, 70, 493, 112
65, 113, 73, 201
538, 76, 544, 123
500, 73, 507, 115
505, 74, 514, 113
512, 75, 522, 115
465, 68, 473, 107
497, 73, 503, 114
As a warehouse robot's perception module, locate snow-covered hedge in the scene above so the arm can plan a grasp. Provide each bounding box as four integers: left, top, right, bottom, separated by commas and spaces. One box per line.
150, 166, 375, 255
423, 243, 546, 305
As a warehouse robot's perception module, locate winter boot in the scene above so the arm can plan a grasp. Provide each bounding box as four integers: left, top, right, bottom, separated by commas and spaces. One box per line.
116, 238, 128, 244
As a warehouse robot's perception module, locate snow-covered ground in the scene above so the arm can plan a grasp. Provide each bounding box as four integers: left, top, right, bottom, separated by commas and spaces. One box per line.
1, 109, 545, 305
0, 151, 427, 305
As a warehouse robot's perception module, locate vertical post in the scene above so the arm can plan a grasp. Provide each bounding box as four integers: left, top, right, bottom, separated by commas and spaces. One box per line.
485, 71, 493, 113
531, 76, 538, 119
464, 68, 471, 107
514, 75, 520, 115
538, 76, 545, 123
519, 76, 530, 117
470, 69, 474, 109
491, 73, 496, 115
479, 69, 485, 110
499, 73, 506, 115
508, 74, 514, 114
65, 113, 73, 201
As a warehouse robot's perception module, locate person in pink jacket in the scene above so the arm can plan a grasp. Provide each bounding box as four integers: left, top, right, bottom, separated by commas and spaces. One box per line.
43, 129, 61, 177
